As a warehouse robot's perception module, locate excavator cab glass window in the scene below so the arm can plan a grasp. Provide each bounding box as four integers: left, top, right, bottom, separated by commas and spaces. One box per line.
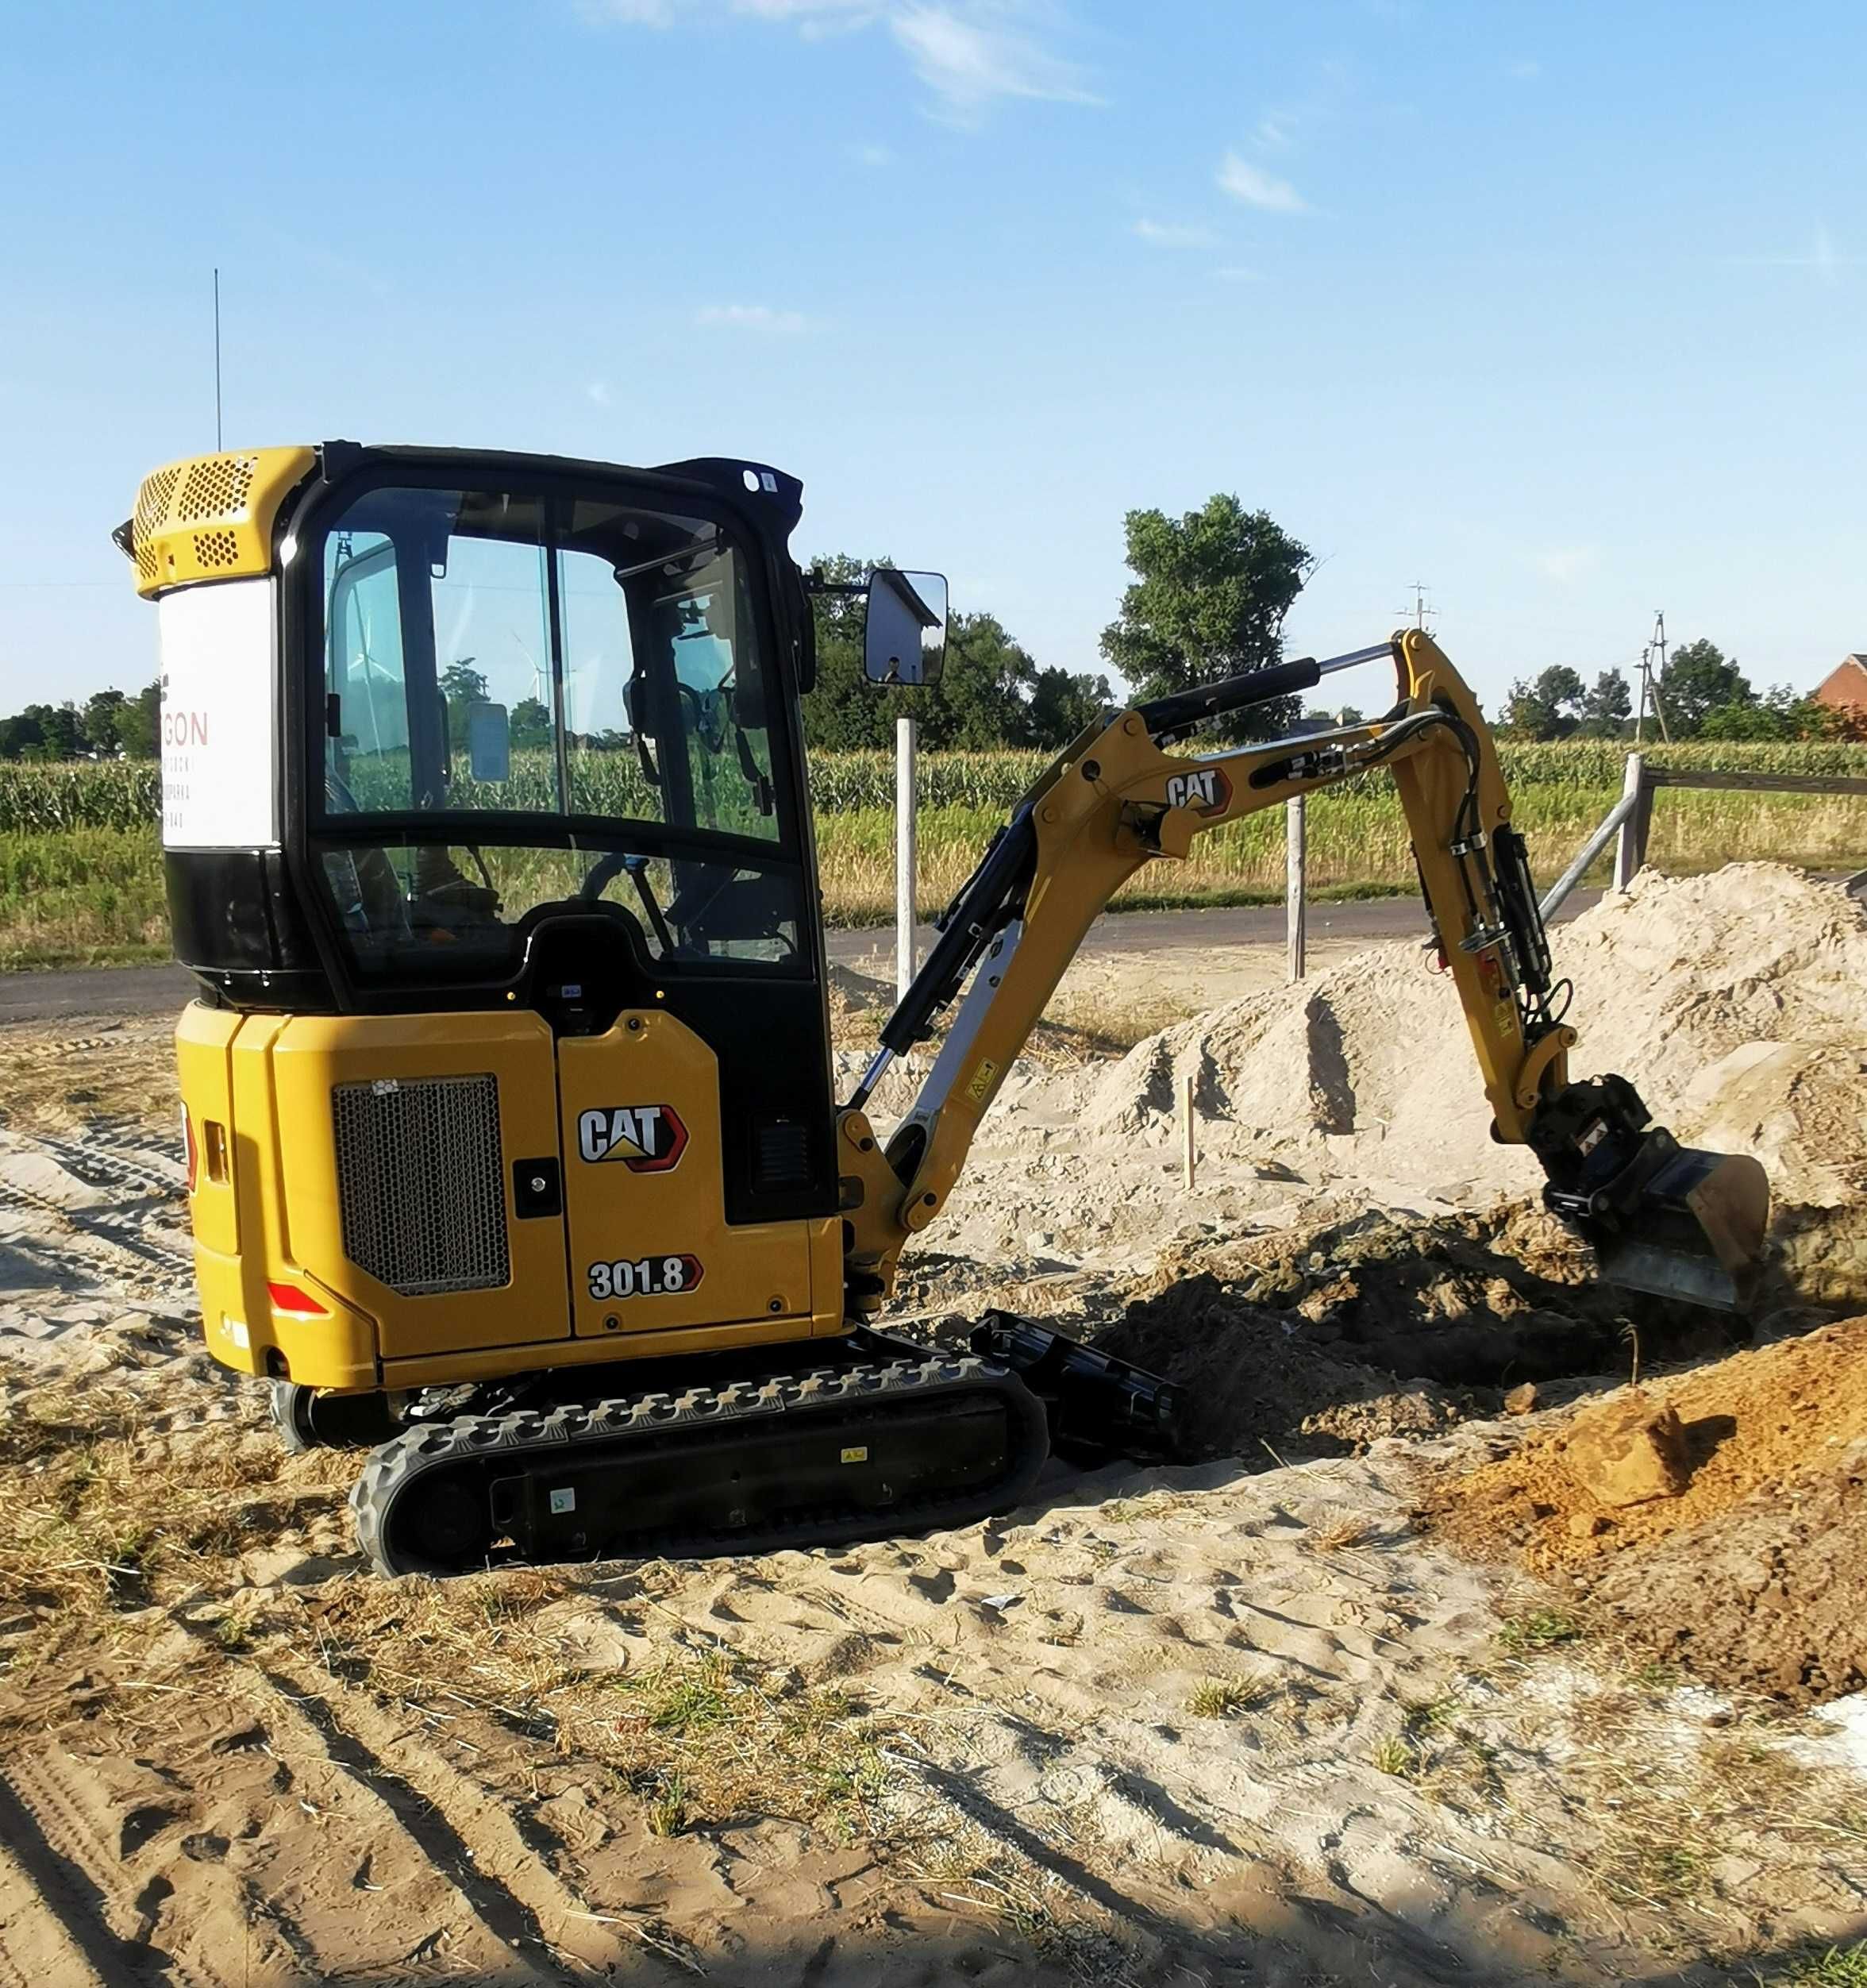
310, 480, 802, 986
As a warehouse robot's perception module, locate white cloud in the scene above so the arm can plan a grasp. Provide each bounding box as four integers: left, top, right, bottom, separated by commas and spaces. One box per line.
1535, 545, 1598, 583
1216, 151, 1307, 214
891, 6, 1098, 119
586, 380, 613, 406
581, 0, 1095, 121
696, 302, 810, 333
1133, 218, 1214, 249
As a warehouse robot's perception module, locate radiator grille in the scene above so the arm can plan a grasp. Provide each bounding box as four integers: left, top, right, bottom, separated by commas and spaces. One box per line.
333, 1074, 510, 1296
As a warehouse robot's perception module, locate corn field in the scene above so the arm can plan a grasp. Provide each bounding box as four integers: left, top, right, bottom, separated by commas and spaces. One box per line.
3, 740, 1864, 834
3, 742, 1865, 965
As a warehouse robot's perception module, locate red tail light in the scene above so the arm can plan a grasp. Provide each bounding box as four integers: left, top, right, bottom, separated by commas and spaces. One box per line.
266, 1281, 329, 1316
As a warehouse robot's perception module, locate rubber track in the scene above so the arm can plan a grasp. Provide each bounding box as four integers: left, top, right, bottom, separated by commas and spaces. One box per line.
352, 1353, 1049, 1577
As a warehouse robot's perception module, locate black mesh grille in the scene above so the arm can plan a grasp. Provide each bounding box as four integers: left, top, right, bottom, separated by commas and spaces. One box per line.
333, 1074, 510, 1296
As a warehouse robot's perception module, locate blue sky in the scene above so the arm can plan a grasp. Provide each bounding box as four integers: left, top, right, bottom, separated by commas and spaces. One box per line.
2, 0, 1862, 715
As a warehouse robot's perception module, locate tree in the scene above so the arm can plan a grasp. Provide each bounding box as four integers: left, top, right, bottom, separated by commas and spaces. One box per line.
439, 660, 490, 750
802, 555, 896, 751
799, 556, 1107, 751
0, 711, 44, 760
922, 613, 1041, 749
510, 696, 554, 750
16, 702, 83, 759
1579, 668, 1631, 738
117, 680, 160, 757
1499, 666, 1587, 740
1659, 639, 1751, 736
1099, 495, 1312, 742
1027, 665, 1111, 747
82, 688, 128, 757
1697, 682, 1815, 742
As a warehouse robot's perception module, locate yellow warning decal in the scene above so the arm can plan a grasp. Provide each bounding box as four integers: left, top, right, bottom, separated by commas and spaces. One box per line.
841, 1445, 869, 1464
965, 1058, 999, 1104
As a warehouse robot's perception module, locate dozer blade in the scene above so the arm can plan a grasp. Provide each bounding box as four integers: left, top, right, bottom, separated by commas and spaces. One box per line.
1592, 1147, 1771, 1314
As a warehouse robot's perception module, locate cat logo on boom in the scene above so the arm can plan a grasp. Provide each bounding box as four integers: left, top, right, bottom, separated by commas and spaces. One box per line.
576, 1104, 689, 1172
1163, 766, 1231, 816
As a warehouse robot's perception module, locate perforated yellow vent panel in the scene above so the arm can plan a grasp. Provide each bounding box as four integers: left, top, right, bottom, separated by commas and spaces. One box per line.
129, 445, 318, 598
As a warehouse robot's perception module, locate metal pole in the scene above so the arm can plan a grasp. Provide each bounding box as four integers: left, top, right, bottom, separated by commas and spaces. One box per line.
1180, 1071, 1196, 1189
1286, 792, 1307, 982
895, 715, 917, 1005
1612, 751, 1646, 892
1538, 789, 1637, 919
213, 267, 223, 451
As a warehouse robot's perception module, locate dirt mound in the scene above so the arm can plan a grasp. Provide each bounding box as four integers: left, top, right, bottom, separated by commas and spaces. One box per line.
1588, 1438, 1867, 1705
1073, 866, 1867, 1302
1088, 1200, 1742, 1459
1419, 1316, 1867, 1705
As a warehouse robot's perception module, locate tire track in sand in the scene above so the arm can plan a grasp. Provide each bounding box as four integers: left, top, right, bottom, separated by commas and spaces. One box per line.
255, 1654, 695, 1982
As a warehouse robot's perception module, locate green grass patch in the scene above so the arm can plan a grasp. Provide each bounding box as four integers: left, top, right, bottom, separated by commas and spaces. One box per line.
1497, 1608, 1584, 1654
1769, 1945, 1867, 1987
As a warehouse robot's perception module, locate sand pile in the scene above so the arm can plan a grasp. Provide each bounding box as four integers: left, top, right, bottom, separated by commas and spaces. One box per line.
1068, 865, 1866, 1297
1421, 1316, 1867, 1705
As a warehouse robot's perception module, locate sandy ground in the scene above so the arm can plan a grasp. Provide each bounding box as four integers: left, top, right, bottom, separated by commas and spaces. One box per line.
2, 865, 1865, 1984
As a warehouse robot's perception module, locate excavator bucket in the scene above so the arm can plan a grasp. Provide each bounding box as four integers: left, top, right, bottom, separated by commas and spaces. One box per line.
1592, 1147, 1772, 1314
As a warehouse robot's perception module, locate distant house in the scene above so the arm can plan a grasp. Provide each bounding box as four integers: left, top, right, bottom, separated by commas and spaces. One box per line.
1813, 654, 1867, 712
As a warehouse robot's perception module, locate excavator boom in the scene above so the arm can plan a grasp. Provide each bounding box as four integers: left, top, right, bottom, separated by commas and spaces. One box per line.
837, 630, 1769, 1317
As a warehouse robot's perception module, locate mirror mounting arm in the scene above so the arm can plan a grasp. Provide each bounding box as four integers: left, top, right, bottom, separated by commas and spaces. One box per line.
802, 568, 868, 598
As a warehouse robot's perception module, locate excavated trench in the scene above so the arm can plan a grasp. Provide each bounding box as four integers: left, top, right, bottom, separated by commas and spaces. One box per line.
898, 1197, 1773, 1470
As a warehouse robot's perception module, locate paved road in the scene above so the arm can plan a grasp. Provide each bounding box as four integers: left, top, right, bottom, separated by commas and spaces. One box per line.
0, 890, 1606, 1026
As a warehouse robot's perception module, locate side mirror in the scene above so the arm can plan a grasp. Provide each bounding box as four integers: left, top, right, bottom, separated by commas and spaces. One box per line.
467, 702, 510, 783
864, 569, 948, 686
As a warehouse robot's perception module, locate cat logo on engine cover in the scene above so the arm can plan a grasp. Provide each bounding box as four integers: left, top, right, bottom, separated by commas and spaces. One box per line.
1163, 766, 1230, 815
576, 1104, 689, 1171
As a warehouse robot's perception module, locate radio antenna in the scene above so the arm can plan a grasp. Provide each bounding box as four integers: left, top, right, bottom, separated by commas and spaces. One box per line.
213, 267, 223, 451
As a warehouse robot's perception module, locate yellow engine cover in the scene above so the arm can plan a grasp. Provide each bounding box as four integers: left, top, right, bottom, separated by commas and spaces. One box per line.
175, 1000, 844, 1394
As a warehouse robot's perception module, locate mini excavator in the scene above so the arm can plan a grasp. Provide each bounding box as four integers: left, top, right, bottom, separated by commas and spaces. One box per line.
117, 444, 1770, 1577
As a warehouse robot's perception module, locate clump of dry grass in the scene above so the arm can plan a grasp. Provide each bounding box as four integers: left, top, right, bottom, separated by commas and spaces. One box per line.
0, 1370, 349, 1693
1371, 1735, 1414, 1776
1302, 1516, 1376, 1555
1188, 1671, 1274, 1719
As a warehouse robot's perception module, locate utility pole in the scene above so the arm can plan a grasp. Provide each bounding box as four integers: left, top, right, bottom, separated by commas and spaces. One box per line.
1398, 582, 1433, 632
1635, 610, 1672, 743
213, 267, 223, 452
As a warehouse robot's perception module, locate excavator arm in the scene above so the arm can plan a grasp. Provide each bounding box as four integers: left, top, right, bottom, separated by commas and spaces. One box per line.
837, 630, 1769, 1317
